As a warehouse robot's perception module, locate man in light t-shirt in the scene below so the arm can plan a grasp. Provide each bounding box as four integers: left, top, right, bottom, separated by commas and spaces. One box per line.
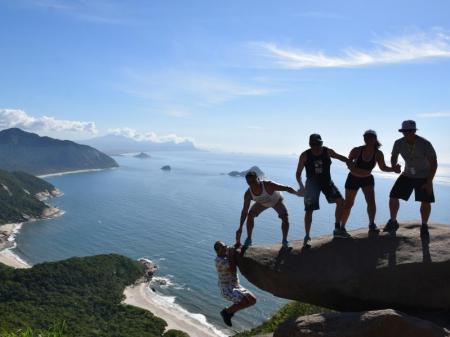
384, 120, 438, 237
214, 241, 256, 327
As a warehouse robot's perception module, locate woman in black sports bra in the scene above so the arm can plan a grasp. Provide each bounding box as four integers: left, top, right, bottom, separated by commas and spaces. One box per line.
341, 130, 399, 233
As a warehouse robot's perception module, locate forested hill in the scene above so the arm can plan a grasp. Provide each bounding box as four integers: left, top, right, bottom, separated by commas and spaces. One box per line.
0, 128, 118, 175
0, 170, 57, 224
0, 254, 188, 337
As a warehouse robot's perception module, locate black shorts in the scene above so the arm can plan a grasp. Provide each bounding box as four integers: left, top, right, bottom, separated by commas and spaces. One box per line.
345, 173, 375, 191
390, 175, 435, 203
304, 179, 343, 211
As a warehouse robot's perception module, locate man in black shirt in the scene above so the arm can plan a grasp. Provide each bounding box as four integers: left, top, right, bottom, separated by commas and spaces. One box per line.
296, 134, 351, 247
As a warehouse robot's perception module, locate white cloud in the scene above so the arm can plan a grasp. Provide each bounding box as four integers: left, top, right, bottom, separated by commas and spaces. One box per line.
107, 127, 193, 144
419, 112, 450, 118
256, 29, 450, 69
0, 109, 98, 134
120, 69, 273, 109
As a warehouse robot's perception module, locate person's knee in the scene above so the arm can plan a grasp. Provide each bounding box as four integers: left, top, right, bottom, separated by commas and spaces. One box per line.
344, 199, 354, 209
336, 198, 344, 206
280, 214, 289, 225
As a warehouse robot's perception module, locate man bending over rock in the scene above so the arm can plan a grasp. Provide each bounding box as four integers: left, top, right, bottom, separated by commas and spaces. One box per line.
235, 170, 301, 249
214, 241, 256, 327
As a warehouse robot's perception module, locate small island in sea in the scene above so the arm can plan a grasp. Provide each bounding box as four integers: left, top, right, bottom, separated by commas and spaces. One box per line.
161, 165, 171, 171
228, 165, 264, 178
134, 152, 151, 159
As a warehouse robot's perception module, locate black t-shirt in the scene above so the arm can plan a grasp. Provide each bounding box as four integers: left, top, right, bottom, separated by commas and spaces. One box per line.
304, 147, 332, 182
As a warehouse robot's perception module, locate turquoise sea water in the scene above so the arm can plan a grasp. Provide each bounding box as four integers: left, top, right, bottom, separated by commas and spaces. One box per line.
12, 152, 450, 335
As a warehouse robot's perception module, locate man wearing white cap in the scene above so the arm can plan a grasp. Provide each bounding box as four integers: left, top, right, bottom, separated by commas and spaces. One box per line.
384, 120, 438, 237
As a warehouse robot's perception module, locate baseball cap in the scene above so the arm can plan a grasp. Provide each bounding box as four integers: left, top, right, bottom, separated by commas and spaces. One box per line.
309, 134, 323, 145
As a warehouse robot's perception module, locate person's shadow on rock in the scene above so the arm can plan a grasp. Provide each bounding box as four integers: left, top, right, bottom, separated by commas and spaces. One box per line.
421, 235, 432, 264
274, 246, 293, 271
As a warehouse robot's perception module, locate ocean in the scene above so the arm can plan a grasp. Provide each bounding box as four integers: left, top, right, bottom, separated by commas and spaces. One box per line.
11, 151, 450, 335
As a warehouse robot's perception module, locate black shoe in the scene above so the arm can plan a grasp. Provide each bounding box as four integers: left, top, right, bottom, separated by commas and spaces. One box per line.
383, 219, 399, 233
369, 223, 380, 233
420, 225, 430, 238
220, 309, 233, 327
334, 228, 351, 238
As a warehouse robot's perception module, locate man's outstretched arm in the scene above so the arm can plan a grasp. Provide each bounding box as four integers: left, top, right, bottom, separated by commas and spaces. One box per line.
227, 247, 237, 273
267, 181, 298, 195
296, 153, 306, 192
236, 191, 251, 246
329, 148, 351, 164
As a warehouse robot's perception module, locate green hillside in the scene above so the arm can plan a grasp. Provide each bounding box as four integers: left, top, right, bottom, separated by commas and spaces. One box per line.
0, 170, 56, 224
0, 254, 188, 337
0, 128, 118, 175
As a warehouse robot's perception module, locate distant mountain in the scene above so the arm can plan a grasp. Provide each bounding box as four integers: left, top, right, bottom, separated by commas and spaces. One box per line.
0, 128, 118, 175
82, 134, 199, 155
0, 170, 59, 224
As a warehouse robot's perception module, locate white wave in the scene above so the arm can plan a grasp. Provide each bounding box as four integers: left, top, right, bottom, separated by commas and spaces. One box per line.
143, 285, 229, 337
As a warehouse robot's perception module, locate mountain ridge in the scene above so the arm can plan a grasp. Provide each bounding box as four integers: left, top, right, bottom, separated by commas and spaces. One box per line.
0, 128, 118, 175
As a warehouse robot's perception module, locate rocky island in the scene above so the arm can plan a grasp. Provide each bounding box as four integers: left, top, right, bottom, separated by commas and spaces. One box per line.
228, 166, 265, 178
161, 165, 171, 171
134, 152, 151, 159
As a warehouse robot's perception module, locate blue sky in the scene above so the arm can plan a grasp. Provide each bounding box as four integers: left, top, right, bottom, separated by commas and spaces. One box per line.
1, 0, 450, 161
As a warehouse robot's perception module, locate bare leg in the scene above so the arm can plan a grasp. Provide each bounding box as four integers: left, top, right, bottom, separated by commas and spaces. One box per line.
246, 214, 255, 240
341, 189, 358, 226
389, 198, 400, 221
362, 186, 376, 225
335, 198, 344, 225
304, 210, 313, 237
227, 294, 257, 314
420, 202, 431, 225
281, 216, 289, 241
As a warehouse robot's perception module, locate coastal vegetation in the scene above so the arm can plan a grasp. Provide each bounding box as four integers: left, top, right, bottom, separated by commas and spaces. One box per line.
0, 254, 188, 337
234, 301, 328, 337
0, 170, 56, 224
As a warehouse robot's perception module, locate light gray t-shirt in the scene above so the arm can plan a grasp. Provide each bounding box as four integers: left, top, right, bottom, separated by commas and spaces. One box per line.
392, 136, 436, 178
215, 256, 239, 289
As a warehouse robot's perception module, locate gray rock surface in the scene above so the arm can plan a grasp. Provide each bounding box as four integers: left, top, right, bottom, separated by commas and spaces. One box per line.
273, 309, 449, 337
236, 223, 450, 311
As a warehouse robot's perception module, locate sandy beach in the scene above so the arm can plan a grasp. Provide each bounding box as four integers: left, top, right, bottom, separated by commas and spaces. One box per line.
38, 167, 115, 178
124, 282, 227, 337
0, 223, 30, 268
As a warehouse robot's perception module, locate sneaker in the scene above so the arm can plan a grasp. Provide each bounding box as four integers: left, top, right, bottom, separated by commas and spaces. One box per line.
281, 239, 289, 249
243, 237, 252, 248
334, 228, 351, 238
303, 235, 311, 248
369, 223, 380, 233
220, 309, 233, 327
420, 225, 430, 238
383, 219, 399, 233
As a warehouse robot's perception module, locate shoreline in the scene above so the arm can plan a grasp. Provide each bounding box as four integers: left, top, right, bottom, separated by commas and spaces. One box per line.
0, 193, 65, 269
123, 282, 228, 337
37, 167, 116, 178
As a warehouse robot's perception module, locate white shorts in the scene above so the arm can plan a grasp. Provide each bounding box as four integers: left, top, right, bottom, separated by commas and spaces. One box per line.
220, 285, 250, 304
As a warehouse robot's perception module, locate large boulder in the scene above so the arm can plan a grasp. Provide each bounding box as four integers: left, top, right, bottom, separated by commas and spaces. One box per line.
236, 223, 450, 312
273, 309, 449, 337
